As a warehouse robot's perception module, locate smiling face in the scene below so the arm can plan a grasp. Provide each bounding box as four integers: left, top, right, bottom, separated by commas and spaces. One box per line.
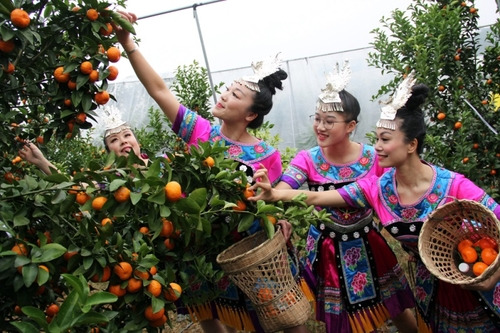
374, 120, 412, 168
212, 82, 257, 124
312, 111, 354, 148
104, 129, 141, 158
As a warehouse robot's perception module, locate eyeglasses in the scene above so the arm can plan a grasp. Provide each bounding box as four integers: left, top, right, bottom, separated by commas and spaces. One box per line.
309, 115, 349, 130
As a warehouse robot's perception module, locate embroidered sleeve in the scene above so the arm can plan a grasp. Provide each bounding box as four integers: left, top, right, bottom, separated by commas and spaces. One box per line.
450, 172, 499, 216
172, 105, 211, 146
280, 151, 309, 189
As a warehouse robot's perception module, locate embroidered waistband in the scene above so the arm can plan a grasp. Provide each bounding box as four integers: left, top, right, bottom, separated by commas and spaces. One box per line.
318, 213, 375, 241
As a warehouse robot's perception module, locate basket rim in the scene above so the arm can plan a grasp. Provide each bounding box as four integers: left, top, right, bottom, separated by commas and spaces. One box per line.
216, 226, 283, 267
418, 198, 500, 285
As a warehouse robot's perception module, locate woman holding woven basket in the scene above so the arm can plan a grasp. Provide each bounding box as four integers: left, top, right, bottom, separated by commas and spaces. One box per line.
250, 73, 500, 332
115, 11, 307, 333
274, 62, 417, 333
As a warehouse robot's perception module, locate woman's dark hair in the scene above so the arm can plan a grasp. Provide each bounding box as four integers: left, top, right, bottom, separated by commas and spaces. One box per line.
339, 90, 360, 123
395, 83, 429, 155
248, 69, 288, 129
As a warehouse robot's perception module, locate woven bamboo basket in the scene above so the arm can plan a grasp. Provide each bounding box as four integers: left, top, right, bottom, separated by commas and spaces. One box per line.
216, 227, 311, 332
418, 199, 500, 286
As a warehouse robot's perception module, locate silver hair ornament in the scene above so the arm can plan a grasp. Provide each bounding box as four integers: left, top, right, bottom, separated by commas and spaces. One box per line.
376, 71, 417, 130
317, 60, 351, 112
236, 53, 283, 92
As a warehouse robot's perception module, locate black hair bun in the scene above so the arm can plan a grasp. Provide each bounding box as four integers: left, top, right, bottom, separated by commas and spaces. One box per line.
406, 84, 429, 110
262, 69, 288, 95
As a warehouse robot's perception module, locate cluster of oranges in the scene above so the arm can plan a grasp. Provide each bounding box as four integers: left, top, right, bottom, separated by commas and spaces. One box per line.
457, 235, 499, 276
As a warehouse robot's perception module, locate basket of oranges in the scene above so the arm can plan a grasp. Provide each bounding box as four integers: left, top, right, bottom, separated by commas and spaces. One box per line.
418, 199, 500, 286
216, 226, 311, 332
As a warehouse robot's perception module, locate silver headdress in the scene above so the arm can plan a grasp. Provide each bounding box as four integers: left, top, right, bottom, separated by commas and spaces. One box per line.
377, 71, 417, 130
89, 105, 131, 147
235, 53, 283, 92
317, 61, 351, 112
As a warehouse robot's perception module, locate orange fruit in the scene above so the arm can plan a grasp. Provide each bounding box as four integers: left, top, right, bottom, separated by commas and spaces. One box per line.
134, 269, 150, 280
114, 186, 131, 203
474, 237, 498, 251
454, 54, 460, 61
75, 112, 87, 124
108, 284, 126, 297
91, 266, 111, 282
67, 80, 77, 90
54, 66, 70, 83
14, 305, 22, 315
39, 265, 49, 273
469, 7, 477, 14
89, 70, 99, 83
2, 62, 15, 74
45, 304, 59, 317
164, 238, 175, 250
10, 9, 30, 29
454, 121, 462, 130
243, 186, 255, 200
164, 282, 182, 301
80, 61, 92, 74
458, 239, 474, 253
266, 215, 277, 225
149, 266, 157, 276
257, 287, 273, 302
12, 243, 28, 256
114, 262, 133, 280
95, 91, 110, 105
71, 6, 81, 12
462, 157, 469, 164
482, 248, 498, 266
438, 85, 445, 92
63, 98, 72, 107
460, 246, 478, 264
473, 143, 479, 149
92, 196, 108, 211
63, 251, 78, 261
144, 305, 165, 321
149, 314, 167, 327
436, 112, 446, 121
233, 200, 246, 211
160, 218, 174, 237
139, 226, 149, 235
86, 8, 99, 21
12, 156, 22, 164
147, 280, 162, 297
101, 217, 112, 226
0, 38, 15, 53
164, 181, 182, 202
107, 66, 118, 81
76, 192, 91, 205
203, 156, 215, 167
472, 261, 488, 276
99, 23, 113, 36
126, 278, 143, 293
106, 47, 121, 63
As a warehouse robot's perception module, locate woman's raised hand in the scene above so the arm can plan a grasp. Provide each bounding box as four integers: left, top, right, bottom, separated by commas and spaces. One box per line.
248, 167, 277, 202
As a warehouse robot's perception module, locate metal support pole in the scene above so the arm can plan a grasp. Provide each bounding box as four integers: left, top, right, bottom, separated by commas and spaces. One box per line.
137, 0, 225, 105
193, 5, 218, 105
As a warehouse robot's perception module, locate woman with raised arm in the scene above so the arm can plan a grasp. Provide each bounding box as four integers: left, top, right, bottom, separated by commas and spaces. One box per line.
275, 62, 417, 332
251, 73, 500, 332
115, 12, 297, 333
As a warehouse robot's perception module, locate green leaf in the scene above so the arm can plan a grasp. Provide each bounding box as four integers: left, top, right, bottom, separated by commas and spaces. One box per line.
31, 243, 66, 263
109, 179, 127, 192
146, 159, 161, 178
53, 290, 79, 328
61, 274, 85, 300
176, 197, 200, 214
36, 265, 49, 285
130, 192, 142, 205
11, 322, 40, 333
237, 214, 255, 233
22, 264, 38, 287
111, 11, 136, 34
147, 188, 166, 205
86, 292, 118, 307
74, 311, 111, 325
51, 189, 67, 204
18, 306, 47, 331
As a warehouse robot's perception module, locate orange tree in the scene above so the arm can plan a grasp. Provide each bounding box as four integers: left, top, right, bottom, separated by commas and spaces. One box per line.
0, 140, 322, 331
368, 0, 499, 200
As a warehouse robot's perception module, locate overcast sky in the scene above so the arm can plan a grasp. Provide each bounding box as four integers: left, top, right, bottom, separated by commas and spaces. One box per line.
114, 0, 499, 81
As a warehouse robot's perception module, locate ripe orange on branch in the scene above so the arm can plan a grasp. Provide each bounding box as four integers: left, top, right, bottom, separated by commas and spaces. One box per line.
160, 218, 174, 237
0, 39, 15, 53
92, 196, 108, 211
164, 181, 182, 202
114, 262, 133, 280
95, 91, 110, 105
144, 305, 165, 321
106, 66, 119, 81
54, 67, 70, 83
114, 186, 131, 203
106, 46, 121, 63
91, 266, 111, 282
147, 280, 162, 297
10, 9, 31, 28
164, 282, 182, 301
80, 61, 93, 74
86, 8, 99, 21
